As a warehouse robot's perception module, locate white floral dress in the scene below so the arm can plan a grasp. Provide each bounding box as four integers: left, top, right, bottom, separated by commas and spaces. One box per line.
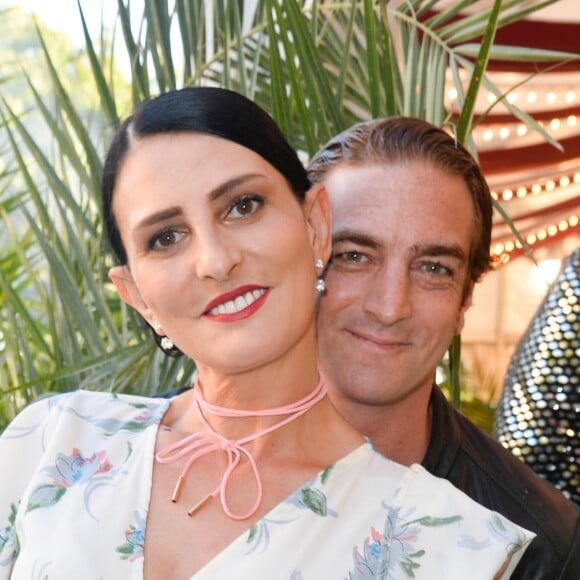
0, 390, 534, 579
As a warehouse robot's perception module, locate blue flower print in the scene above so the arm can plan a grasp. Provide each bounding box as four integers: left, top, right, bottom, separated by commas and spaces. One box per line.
348, 507, 463, 579
27, 447, 125, 520
48, 448, 113, 486
117, 511, 146, 561
347, 526, 389, 579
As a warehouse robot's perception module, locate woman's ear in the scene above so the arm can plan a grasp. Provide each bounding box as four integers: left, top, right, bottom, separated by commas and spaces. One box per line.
303, 183, 332, 264
108, 265, 155, 325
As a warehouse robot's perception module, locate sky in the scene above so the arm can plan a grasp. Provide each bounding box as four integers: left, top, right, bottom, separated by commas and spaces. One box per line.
6, 0, 129, 46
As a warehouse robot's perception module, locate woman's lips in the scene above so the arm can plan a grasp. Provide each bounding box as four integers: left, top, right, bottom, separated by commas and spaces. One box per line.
204, 286, 270, 322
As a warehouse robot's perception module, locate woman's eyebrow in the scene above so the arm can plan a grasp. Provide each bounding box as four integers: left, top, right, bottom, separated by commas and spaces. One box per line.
208, 173, 265, 202
134, 173, 266, 230
136, 207, 183, 230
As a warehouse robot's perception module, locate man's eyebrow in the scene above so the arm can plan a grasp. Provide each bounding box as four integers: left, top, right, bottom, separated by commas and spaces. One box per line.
332, 229, 382, 250
413, 244, 467, 262
135, 173, 265, 230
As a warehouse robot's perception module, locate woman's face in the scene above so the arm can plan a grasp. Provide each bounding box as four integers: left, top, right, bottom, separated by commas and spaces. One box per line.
109, 132, 330, 374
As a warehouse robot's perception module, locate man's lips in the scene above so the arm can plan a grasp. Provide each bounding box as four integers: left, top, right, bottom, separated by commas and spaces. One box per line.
346, 329, 410, 349
204, 285, 270, 320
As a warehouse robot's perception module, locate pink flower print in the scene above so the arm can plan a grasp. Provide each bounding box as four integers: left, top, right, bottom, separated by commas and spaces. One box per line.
349, 527, 388, 578
51, 449, 113, 487
27, 448, 123, 519
117, 511, 146, 561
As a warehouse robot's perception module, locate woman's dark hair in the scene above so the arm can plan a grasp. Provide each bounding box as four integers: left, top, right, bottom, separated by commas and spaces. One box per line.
102, 86, 310, 265
101, 87, 310, 356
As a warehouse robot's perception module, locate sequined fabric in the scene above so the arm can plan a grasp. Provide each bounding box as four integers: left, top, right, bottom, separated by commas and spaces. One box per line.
494, 248, 579, 504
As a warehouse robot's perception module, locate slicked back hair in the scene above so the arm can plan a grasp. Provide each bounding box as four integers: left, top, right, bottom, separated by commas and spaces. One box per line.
308, 117, 495, 289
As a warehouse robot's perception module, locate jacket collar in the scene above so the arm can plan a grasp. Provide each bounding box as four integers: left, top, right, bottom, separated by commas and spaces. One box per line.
421, 385, 462, 476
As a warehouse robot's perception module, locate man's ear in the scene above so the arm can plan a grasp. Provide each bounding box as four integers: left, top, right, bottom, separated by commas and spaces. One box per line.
108, 265, 155, 325
455, 282, 475, 335
303, 183, 332, 265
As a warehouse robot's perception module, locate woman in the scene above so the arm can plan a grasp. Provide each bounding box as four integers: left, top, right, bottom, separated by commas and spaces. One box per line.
0, 87, 534, 579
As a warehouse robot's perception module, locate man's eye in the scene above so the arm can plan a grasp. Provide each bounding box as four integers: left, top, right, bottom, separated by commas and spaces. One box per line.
345, 251, 365, 263
148, 229, 184, 250
332, 251, 367, 264
422, 261, 453, 276
227, 195, 264, 218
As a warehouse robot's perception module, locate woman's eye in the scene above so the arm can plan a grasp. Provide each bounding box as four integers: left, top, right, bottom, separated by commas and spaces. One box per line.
148, 229, 184, 250
227, 195, 264, 219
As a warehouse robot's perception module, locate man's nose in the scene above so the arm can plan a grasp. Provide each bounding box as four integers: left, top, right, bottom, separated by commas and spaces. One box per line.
362, 264, 412, 325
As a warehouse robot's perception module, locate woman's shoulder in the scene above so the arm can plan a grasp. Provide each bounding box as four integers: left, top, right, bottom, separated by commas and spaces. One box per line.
2, 389, 170, 440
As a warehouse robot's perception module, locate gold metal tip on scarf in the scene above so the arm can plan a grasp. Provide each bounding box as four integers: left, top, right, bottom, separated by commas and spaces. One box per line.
171, 476, 185, 503
187, 494, 214, 517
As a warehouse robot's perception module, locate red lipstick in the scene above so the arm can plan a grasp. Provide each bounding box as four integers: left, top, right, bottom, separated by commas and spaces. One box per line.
203, 285, 271, 322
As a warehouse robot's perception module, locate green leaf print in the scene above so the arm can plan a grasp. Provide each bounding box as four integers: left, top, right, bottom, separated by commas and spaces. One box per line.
116, 544, 134, 555
247, 524, 258, 543
302, 487, 327, 516
491, 513, 508, 533
27, 485, 67, 512
406, 515, 462, 527
0, 503, 18, 552
401, 558, 421, 577
320, 465, 333, 485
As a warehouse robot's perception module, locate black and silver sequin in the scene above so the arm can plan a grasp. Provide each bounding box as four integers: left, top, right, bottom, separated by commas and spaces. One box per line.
494, 247, 579, 504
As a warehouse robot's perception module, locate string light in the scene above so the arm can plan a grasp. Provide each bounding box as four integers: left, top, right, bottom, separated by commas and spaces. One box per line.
474, 114, 577, 143
516, 124, 528, 136
491, 171, 579, 201
491, 213, 580, 265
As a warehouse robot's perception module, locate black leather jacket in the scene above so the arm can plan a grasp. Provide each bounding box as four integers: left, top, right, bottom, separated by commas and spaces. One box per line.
423, 386, 580, 579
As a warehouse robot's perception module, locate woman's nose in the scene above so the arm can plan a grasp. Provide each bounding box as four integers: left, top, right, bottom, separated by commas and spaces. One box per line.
194, 230, 242, 281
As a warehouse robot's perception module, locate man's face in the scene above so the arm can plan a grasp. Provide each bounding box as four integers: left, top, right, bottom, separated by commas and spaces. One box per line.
318, 160, 475, 409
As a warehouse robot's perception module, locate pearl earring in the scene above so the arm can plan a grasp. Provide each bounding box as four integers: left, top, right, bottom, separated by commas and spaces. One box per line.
316, 277, 326, 294
153, 321, 174, 352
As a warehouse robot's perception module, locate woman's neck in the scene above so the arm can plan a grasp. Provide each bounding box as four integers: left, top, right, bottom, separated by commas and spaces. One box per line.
165, 357, 321, 439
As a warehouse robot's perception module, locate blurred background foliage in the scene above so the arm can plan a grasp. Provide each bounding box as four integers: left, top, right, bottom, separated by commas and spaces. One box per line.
0, 0, 576, 431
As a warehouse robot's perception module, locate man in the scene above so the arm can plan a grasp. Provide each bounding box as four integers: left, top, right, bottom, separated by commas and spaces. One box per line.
307, 117, 579, 579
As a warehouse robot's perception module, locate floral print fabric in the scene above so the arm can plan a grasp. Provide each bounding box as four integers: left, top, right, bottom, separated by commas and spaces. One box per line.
0, 390, 534, 579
